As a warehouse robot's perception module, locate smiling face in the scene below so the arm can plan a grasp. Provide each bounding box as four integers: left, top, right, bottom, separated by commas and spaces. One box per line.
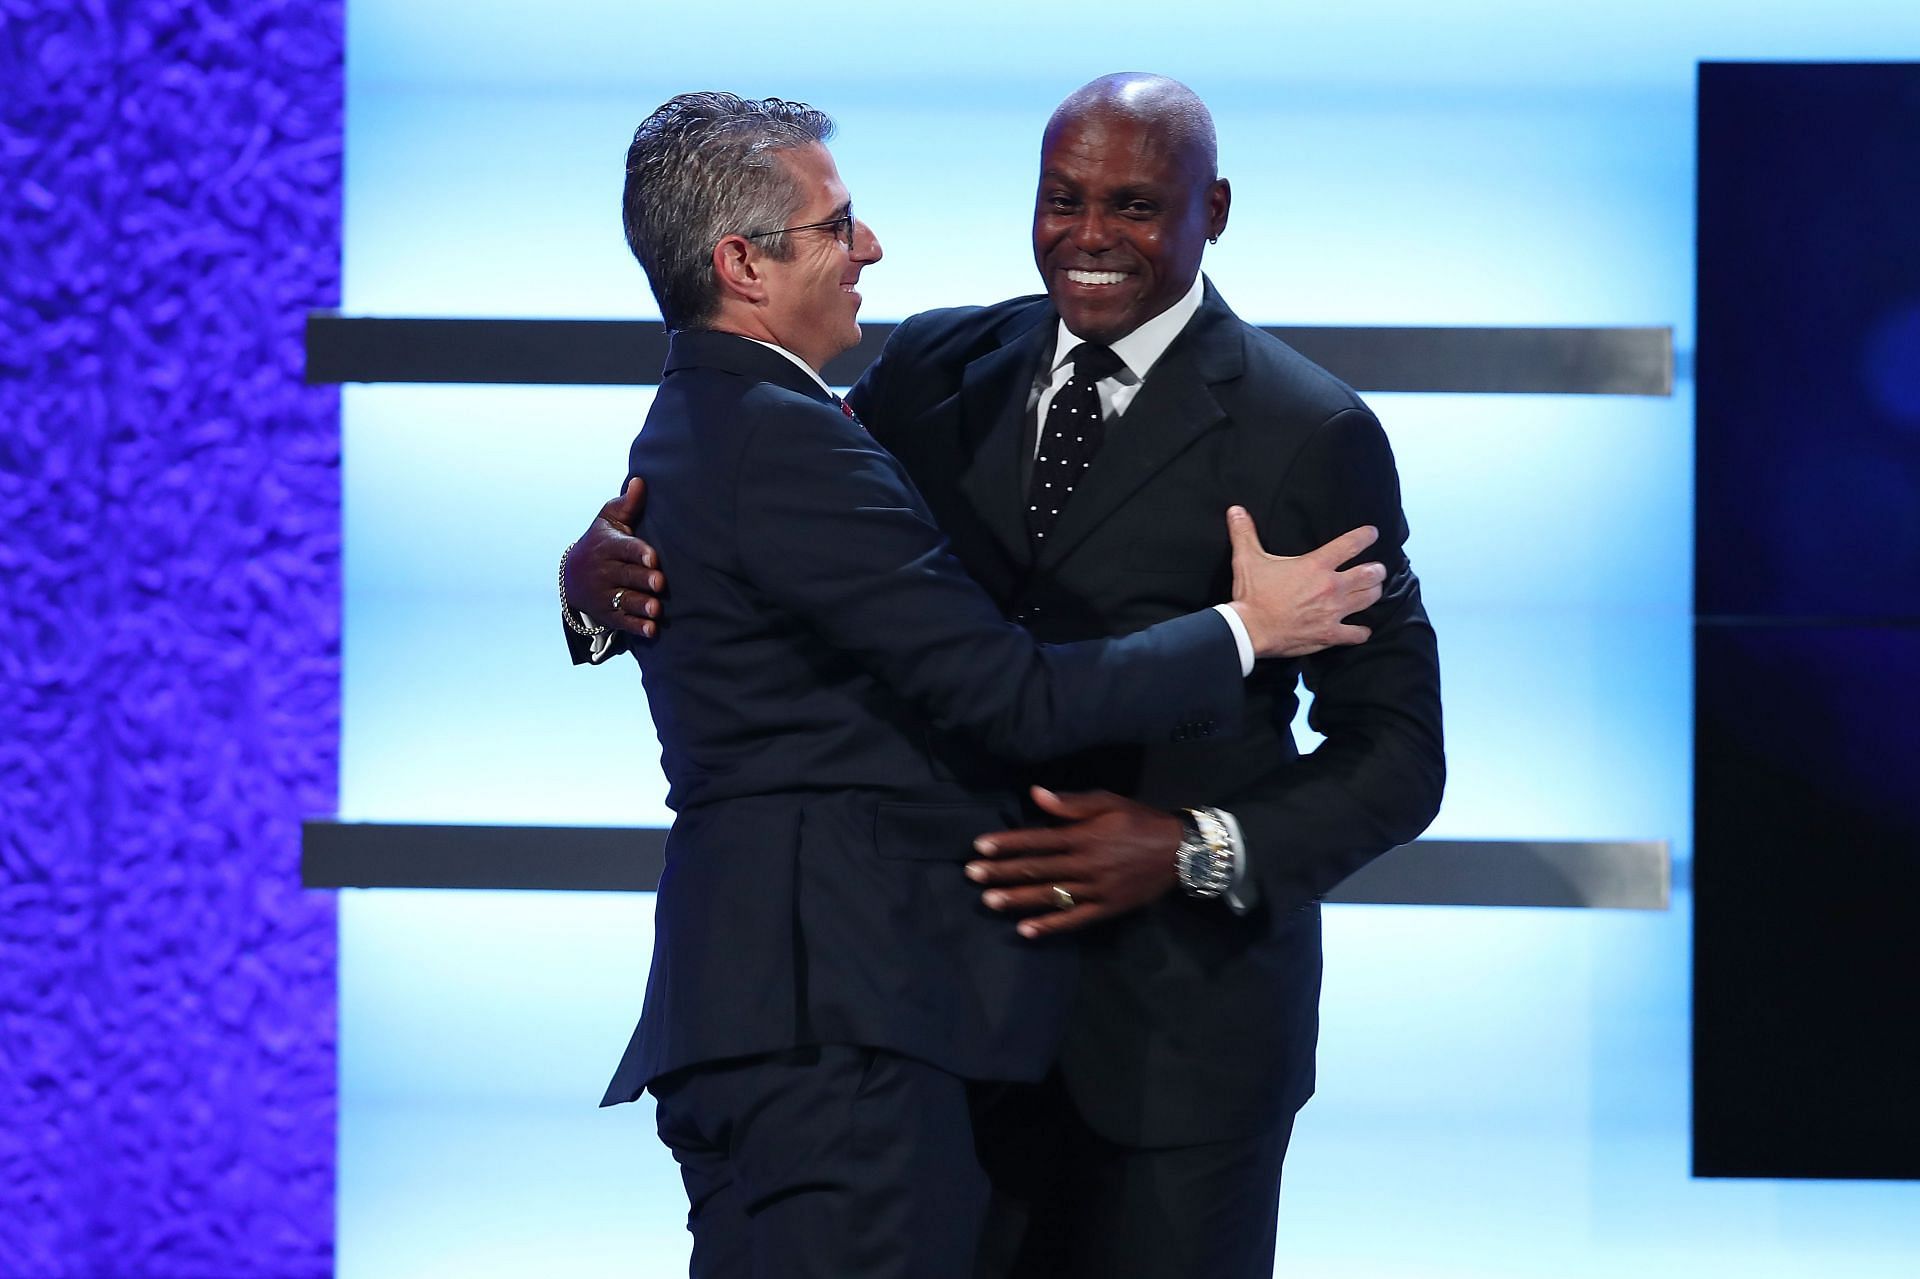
1032, 105, 1229, 345
757, 142, 883, 371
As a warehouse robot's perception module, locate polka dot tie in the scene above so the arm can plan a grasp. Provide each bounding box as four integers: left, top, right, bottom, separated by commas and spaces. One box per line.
1027, 342, 1123, 545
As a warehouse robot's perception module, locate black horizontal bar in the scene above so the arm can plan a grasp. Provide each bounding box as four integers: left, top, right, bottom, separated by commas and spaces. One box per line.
304, 314, 1673, 396
303, 822, 668, 893
302, 821, 1669, 910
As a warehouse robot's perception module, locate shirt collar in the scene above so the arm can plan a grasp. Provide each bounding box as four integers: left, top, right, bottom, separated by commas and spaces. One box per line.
1050, 273, 1206, 383
740, 336, 834, 397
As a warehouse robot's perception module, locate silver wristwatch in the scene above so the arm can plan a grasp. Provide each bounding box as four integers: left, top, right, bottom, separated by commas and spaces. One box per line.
1174, 806, 1234, 899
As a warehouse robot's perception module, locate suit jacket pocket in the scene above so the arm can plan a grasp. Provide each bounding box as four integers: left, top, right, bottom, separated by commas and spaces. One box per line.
874, 801, 1013, 862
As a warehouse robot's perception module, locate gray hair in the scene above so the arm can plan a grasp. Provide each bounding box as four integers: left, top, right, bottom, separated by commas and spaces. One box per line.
621, 91, 836, 329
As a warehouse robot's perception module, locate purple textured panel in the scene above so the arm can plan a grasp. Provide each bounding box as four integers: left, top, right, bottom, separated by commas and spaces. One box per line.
1, 3, 342, 1276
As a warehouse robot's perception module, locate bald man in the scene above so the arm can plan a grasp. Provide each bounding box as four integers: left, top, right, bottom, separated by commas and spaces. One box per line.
568, 75, 1444, 1278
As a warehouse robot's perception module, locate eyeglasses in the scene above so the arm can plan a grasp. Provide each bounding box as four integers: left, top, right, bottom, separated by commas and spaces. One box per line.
745, 208, 855, 248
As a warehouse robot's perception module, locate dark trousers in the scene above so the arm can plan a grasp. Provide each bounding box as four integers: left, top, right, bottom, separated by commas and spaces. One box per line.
651, 1045, 988, 1279
973, 1070, 1296, 1279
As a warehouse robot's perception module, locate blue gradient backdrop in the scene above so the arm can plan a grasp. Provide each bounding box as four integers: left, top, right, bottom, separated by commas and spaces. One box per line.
330, 5, 1920, 1277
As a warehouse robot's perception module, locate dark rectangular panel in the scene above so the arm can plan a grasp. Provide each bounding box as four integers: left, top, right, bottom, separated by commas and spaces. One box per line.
304, 317, 674, 386
302, 822, 1668, 909
1272, 325, 1672, 396
1697, 61, 1920, 620
1693, 624, 1920, 1179
303, 821, 668, 892
1327, 839, 1668, 909
1695, 61, 1920, 1183
305, 313, 1673, 396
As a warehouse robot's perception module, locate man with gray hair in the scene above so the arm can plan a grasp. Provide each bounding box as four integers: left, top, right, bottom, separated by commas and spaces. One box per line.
584, 90, 1393, 1279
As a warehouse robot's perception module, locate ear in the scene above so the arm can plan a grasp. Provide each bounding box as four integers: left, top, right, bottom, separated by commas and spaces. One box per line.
712, 234, 767, 305
1206, 178, 1231, 242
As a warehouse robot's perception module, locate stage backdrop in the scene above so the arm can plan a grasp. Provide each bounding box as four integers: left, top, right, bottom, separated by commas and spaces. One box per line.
334, 5, 1920, 1276
2, 2, 342, 1276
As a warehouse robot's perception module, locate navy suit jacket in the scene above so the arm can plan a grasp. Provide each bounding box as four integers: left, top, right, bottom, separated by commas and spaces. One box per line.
599, 330, 1246, 1105
848, 282, 1445, 1144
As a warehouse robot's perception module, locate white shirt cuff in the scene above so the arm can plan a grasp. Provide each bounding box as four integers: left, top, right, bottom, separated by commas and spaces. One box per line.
1211, 604, 1256, 676
1219, 807, 1256, 914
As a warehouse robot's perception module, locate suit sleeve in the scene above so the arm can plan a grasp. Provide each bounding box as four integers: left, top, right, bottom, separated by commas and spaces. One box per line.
843, 314, 917, 449
1228, 406, 1445, 909
732, 396, 1244, 762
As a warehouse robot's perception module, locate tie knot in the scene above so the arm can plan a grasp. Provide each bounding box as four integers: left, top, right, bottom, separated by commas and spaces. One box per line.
1067, 342, 1124, 383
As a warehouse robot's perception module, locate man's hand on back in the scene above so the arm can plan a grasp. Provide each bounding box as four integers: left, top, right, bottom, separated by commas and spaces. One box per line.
966, 787, 1187, 938
1226, 509, 1385, 659
565, 478, 665, 639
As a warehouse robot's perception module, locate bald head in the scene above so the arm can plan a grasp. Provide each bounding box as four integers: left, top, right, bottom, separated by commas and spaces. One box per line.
1032, 72, 1230, 343
1046, 73, 1218, 181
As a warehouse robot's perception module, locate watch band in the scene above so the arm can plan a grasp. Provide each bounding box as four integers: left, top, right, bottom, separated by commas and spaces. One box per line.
1175, 806, 1234, 899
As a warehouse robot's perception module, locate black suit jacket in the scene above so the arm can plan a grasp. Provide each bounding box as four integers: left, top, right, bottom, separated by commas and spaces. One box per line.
598, 330, 1247, 1106
848, 282, 1445, 1145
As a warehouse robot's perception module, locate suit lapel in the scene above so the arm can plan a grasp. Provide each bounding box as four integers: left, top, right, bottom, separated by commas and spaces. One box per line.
953, 309, 1053, 572
1036, 288, 1243, 571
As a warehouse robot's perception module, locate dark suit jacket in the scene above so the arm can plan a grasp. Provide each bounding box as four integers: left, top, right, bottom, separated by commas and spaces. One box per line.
598, 330, 1247, 1106
847, 282, 1445, 1146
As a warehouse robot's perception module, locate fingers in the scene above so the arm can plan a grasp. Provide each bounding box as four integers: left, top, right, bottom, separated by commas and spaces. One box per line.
603, 606, 658, 640
1353, 560, 1389, 589
1293, 622, 1372, 656
604, 613, 656, 640
979, 881, 1087, 911
601, 561, 665, 603
633, 568, 667, 598
1016, 901, 1107, 938
1028, 786, 1115, 821
977, 879, 1113, 937
611, 476, 648, 528
595, 479, 648, 546
593, 528, 661, 573
1224, 505, 1269, 561
983, 868, 1121, 937
1309, 524, 1379, 568
579, 528, 666, 607
591, 480, 659, 568
1337, 563, 1385, 612
970, 819, 1079, 857
967, 847, 1073, 881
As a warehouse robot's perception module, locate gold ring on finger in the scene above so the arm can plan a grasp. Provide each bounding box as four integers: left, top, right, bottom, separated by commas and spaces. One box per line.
1050, 885, 1075, 911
